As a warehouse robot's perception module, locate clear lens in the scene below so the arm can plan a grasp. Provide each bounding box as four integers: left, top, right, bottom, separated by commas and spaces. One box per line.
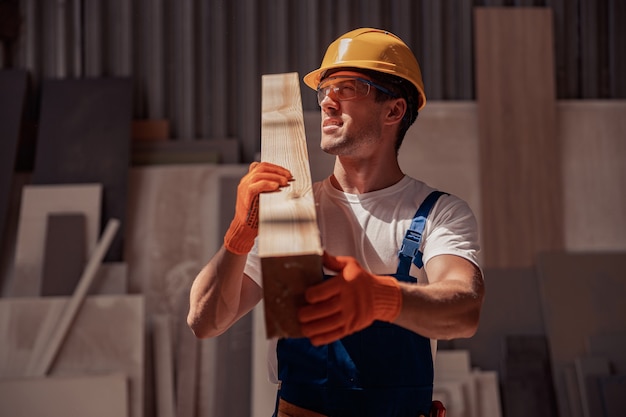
316, 76, 398, 105
316, 77, 372, 105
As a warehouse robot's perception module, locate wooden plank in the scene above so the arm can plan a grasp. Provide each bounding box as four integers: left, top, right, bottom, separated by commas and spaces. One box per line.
259, 72, 323, 339
9, 184, 102, 297
0, 374, 128, 417
474, 7, 562, 268
25, 218, 120, 377
41, 213, 86, 296
0, 295, 144, 417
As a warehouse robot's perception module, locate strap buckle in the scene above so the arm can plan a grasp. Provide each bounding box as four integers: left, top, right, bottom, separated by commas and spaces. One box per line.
399, 229, 422, 258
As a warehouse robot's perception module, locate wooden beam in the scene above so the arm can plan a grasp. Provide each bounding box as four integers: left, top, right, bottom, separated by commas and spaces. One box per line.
474, 7, 563, 268
259, 72, 323, 338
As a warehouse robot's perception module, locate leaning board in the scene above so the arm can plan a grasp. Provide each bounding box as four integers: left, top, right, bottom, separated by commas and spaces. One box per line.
0, 374, 128, 417
8, 184, 102, 297
0, 295, 144, 417
537, 252, 626, 417
259, 72, 323, 338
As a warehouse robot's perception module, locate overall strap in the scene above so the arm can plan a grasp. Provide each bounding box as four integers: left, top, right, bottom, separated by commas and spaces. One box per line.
397, 191, 448, 275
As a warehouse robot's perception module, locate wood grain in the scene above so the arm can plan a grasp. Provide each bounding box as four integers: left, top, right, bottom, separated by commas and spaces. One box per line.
474, 8, 563, 268
259, 73, 323, 338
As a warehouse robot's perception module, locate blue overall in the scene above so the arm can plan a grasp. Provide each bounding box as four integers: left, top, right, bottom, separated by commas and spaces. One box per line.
275, 191, 447, 417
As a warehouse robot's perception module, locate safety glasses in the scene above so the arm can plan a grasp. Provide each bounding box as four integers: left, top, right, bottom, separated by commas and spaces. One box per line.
316, 76, 398, 105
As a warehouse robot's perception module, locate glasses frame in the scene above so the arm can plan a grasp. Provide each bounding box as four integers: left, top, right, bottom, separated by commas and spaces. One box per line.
316, 76, 399, 105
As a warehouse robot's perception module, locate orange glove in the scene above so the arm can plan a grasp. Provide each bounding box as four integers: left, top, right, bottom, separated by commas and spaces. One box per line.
224, 162, 292, 254
298, 252, 402, 346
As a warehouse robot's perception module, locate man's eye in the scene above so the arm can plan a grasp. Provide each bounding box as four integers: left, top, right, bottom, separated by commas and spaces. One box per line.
338, 84, 356, 94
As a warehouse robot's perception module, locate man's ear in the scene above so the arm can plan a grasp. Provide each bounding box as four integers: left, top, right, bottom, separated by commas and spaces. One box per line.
384, 98, 407, 125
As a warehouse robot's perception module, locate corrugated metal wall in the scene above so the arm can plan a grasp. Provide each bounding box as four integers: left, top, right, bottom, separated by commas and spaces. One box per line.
5, 0, 625, 162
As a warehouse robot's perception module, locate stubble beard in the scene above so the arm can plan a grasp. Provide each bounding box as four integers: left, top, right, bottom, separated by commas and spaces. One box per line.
320, 125, 381, 157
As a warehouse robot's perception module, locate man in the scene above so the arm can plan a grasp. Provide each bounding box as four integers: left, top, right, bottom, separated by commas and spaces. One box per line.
188, 28, 484, 417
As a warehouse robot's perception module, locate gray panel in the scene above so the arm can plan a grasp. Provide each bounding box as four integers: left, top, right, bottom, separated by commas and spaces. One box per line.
450, 268, 545, 374
537, 252, 626, 417
32, 78, 133, 262
41, 213, 86, 296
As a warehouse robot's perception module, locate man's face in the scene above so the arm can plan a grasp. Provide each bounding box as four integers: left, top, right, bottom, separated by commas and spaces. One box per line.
317, 70, 387, 157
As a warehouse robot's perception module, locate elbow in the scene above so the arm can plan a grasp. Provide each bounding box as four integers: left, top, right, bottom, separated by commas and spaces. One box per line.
187, 307, 224, 339
187, 311, 210, 339
457, 292, 485, 339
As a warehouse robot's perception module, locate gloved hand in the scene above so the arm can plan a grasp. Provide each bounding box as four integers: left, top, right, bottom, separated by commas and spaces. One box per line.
224, 162, 293, 254
298, 252, 402, 346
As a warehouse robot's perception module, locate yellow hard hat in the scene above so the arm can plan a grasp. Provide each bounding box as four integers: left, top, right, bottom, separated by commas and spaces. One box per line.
304, 28, 426, 111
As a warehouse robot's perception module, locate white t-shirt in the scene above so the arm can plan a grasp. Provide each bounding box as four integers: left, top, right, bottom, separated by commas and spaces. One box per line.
244, 175, 481, 382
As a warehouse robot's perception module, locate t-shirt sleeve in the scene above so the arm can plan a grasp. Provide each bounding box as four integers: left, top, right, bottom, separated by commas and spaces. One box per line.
420, 194, 481, 278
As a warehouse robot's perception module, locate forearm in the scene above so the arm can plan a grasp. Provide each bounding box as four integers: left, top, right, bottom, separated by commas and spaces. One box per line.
394, 257, 484, 340
187, 246, 262, 338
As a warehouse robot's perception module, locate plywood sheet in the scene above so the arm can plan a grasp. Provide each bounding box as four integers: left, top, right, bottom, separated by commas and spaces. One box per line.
125, 164, 249, 417
559, 101, 626, 252
32, 78, 133, 262
537, 252, 626, 417
474, 8, 562, 268
0, 374, 128, 417
126, 164, 247, 320
9, 184, 102, 297
0, 295, 144, 417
